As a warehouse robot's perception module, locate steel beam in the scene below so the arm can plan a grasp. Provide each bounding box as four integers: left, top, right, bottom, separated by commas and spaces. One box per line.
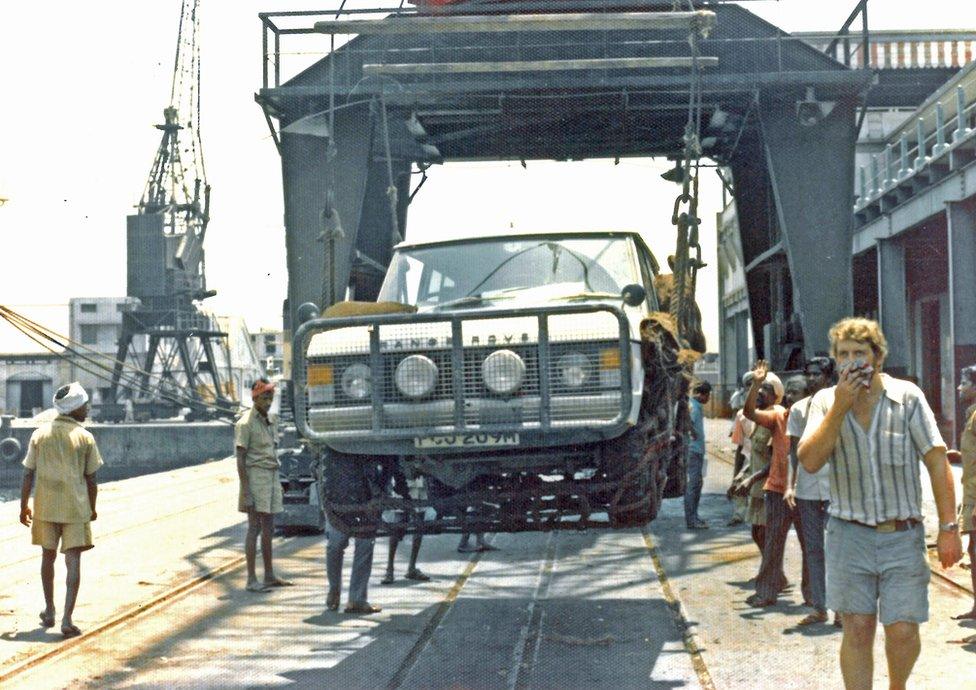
362, 56, 718, 77
313, 11, 716, 35
759, 94, 858, 363
280, 104, 373, 336
876, 238, 910, 376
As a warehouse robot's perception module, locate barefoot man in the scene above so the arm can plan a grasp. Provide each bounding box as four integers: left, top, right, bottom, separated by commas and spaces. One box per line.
237, 378, 292, 592
19, 382, 102, 638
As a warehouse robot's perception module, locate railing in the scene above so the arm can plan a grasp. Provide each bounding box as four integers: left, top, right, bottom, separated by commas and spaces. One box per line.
855, 79, 976, 210
799, 30, 976, 71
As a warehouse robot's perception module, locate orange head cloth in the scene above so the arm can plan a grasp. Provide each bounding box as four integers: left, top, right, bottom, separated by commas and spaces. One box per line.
251, 379, 276, 399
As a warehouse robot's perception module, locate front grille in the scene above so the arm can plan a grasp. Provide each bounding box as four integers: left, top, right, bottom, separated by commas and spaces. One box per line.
298, 306, 630, 437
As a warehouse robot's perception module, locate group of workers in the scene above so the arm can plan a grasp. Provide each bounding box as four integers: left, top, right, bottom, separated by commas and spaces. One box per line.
688, 317, 970, 690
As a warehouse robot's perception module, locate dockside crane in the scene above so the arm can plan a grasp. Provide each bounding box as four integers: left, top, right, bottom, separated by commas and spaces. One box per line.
109, 0, 236, 419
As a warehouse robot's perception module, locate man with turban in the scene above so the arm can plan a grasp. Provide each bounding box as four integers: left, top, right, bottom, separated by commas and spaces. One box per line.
236, 377, 292, 592
19, 382, 103, 637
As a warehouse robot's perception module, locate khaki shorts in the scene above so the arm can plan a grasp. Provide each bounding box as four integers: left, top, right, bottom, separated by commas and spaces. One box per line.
32, 520, 93, 553
747, 496, 767, 526
239, 466, 283, 514
959, 503, 976, 533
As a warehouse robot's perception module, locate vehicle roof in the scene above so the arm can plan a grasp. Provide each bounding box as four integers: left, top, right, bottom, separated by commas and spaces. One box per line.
392, 230, 661, 274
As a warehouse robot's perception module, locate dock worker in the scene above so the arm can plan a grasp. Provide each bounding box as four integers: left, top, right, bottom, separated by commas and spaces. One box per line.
685, 381, 712, 530
786, 357, 839, 627
727, 372, 755, 526
798, 317, 961, 690
19, 382, 103, 638
743, 364, 804, 608
950, 364, 976, 621
236, 377, 292, 593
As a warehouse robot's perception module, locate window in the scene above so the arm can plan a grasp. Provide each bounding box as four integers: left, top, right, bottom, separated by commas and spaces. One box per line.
80, 303, 97, 314
80, 325, 99, 345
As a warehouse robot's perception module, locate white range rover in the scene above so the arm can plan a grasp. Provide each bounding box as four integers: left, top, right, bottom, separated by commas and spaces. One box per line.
293, 231, 688, 533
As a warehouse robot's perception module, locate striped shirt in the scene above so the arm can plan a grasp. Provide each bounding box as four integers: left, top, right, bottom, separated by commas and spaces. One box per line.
801, 374, 944, 525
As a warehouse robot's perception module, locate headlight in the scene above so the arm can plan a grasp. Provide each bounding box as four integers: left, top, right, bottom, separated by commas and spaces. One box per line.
395, 355, 438, 398
558, 352, 590, 388
482, 349, 526, 395
341, 363, 371, 399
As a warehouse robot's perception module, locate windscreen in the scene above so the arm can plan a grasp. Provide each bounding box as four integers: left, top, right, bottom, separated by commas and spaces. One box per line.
377, 236, 640, 307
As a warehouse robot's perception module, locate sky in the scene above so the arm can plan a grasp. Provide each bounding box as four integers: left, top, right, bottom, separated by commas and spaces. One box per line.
0, 0, 966, 354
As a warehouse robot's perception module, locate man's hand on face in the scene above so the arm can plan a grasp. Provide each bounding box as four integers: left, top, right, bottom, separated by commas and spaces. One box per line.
833, 363, 862, 412
19, 506, 32, 527
937, 529, 963, 569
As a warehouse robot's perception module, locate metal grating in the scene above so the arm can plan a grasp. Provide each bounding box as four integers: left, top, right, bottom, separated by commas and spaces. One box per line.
296, 304, 630, 440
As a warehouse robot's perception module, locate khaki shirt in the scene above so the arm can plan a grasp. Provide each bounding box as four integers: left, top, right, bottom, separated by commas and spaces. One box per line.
234, 408, 278, 470
960, 404, 976, 505
748, 425, 772, 499
23, 415, 103, 523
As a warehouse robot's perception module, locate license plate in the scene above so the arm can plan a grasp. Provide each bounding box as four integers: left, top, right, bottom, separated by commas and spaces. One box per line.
414, 433, 520, 449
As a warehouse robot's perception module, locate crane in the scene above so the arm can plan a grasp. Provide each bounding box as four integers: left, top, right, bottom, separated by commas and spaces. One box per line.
109, 0, 235, 419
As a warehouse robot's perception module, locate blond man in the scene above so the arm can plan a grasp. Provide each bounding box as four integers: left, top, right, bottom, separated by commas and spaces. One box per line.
799, 317, 962, 690
237, 378, 292, 592
19, 382, 103, 638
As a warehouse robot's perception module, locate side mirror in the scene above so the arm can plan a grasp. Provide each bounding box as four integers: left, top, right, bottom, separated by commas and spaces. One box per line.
621, 284, 647, 307
297, 302, 321, 324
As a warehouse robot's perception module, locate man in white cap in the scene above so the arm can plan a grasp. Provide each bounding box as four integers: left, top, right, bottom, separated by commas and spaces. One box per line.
19, 382, 103, 638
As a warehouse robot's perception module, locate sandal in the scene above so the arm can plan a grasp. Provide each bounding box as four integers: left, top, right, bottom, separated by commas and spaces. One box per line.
39, 610, 55, 629
798, 611, 829, 626
61, 623, 82, 639
405, 568, 430, 581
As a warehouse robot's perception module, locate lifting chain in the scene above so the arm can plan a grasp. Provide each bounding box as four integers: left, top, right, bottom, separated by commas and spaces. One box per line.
669, 17, 707, 351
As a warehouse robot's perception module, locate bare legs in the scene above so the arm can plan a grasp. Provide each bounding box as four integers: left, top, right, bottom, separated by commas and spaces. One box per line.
40, 548, 56, 624
839, 613, 876, 690
39, 548, 83, 635
953, 534, 976, 619
245, 511, 290, 591
884, 622, 921, 690
63, 549, 81, 630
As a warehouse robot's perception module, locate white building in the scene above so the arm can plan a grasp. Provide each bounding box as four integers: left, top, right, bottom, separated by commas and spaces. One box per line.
250, 328, 284, 377
0, 353, 70, 418
67, 297, 143, 404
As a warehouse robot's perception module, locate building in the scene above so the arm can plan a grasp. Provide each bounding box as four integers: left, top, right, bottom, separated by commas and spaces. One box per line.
0, 353, 70, 418
250, 328, 284, 377
68, 297, 143, 404
216, 315, 265, 404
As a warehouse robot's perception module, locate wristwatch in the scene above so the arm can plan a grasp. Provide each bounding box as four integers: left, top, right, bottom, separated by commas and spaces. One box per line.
939, 521, 959, 533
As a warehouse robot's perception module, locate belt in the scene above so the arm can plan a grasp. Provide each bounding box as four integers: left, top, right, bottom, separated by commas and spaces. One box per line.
845, 518, 919, 533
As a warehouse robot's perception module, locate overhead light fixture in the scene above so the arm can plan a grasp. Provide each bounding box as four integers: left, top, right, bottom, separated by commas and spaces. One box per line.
660, 161, 685, 184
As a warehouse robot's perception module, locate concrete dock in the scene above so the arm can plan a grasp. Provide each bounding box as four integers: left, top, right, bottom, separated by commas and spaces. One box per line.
1, 419, 974, 689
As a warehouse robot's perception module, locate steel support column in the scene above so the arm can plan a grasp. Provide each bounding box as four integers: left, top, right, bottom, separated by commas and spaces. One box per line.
876, 238, 910, 377
759, 95, 858, 363
280, 103, 373, 331
351, 159, 412, 301
948, 199, 976, 442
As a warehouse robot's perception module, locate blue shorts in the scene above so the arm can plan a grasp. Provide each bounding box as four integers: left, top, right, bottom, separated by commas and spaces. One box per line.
825, 517, 930, 625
